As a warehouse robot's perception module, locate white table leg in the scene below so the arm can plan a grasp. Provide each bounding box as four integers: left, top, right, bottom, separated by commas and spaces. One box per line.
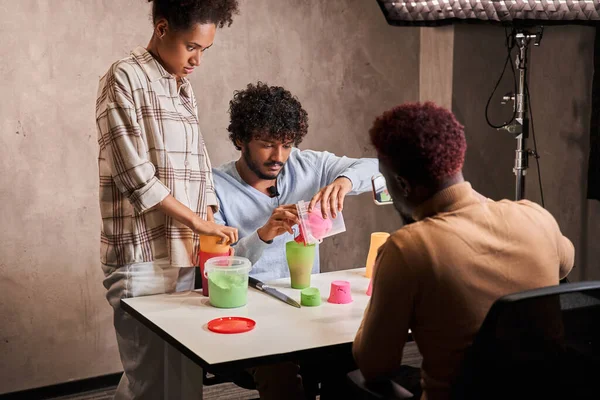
164, 341, 204, 399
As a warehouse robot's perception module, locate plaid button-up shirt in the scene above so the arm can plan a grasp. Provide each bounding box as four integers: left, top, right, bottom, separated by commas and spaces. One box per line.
96, 47, 218, 268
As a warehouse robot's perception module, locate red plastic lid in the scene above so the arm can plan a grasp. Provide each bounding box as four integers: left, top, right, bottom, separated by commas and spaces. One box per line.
207, 317, 256, 334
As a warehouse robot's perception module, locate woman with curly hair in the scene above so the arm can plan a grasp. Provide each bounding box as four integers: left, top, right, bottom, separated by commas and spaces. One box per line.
95, 1, 239, 398
353, 102, 574, 400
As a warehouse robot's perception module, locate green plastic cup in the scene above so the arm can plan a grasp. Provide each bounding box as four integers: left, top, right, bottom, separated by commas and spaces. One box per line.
285, 241, 316, 289
301, 287, 322, 307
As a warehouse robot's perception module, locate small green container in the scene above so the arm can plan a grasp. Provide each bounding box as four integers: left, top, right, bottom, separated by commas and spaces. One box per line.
300, 287, 322, 307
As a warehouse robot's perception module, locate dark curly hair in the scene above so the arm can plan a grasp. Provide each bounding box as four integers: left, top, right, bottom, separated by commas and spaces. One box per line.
370, 102, 466, 184
228, 82, 309, 151
148, 0, 239, 30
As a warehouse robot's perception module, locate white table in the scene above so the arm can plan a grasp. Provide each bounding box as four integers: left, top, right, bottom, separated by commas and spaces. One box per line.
121, 268, 372, 399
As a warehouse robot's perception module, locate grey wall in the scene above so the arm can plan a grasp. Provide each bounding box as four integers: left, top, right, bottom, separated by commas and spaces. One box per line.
0, 0, 418, 393
452, 25, 598, 281
420, 26, 454, 108
0, 0, 148, 393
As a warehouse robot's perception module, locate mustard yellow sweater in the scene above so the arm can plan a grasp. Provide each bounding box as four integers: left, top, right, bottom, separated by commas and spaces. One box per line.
353, 182, 574, 400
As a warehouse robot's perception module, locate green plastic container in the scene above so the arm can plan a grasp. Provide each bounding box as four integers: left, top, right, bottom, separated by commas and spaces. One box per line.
204, 256, 252, 308
286, 241, 316, 289
301, 287, 322, 307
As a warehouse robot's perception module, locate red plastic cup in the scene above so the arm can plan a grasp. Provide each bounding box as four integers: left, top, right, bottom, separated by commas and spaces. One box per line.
327, 280, 353, 304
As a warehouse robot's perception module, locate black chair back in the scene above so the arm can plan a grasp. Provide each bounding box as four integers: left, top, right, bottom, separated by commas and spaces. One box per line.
452, 281, 600, 400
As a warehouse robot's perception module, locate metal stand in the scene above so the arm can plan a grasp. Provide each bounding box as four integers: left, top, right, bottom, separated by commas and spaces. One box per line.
501, 27, 543, 201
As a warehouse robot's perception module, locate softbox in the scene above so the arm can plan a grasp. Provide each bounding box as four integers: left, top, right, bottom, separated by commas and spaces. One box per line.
376, 0, 600, 27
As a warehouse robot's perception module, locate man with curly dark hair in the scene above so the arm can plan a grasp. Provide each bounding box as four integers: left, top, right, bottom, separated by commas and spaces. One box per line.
96, 1, 239, 398
212, 82, 379, 399
214, 82, 378, 280
353, 102, 574, 399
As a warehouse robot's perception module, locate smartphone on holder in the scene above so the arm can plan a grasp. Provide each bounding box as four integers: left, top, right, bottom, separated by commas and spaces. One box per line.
371, 174, 393, 206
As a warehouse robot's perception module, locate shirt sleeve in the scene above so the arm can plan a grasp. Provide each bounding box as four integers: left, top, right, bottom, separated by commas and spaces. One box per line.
200, 137, 219, 213
353, 234, 418, 382
557, 235, 575, 279
212, 205, 270, 265
543, 204, 575, 279
299, 150, 379, 194
522, 200, 575, 280
541, 204, 575, 279
98, 63, 170, 214
230, 231, 271, 265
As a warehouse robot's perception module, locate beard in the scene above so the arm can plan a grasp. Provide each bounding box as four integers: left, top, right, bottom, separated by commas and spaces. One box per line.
242, 145, 285, 180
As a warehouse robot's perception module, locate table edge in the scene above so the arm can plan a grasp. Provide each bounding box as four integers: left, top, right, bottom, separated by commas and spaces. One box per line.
120, 298, 356, 373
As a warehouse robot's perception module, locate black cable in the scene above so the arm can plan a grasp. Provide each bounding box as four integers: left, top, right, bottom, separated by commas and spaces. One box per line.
527, 84, 564, 281
485, 28, 518, 129
525, 82, 545, 208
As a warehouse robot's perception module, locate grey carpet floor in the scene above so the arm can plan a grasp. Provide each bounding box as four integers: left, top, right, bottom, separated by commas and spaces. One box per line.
46, 342, 422, 400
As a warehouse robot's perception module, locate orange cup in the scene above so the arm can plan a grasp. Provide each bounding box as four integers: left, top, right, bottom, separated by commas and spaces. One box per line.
198, 235, 231, 296
365, 232, 390, 278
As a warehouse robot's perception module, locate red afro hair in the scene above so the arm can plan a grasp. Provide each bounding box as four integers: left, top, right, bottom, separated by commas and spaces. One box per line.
369, 102, 466, 184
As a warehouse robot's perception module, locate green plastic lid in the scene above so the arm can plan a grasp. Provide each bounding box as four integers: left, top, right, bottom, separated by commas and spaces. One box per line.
300, 287, 322, 307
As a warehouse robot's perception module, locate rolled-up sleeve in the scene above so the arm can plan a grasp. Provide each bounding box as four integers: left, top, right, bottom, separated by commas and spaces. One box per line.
104, 101, 170, 214
99, 65, 170, 214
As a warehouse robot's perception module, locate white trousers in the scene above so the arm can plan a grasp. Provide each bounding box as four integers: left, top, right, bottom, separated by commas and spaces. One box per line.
102, 260, 195, 400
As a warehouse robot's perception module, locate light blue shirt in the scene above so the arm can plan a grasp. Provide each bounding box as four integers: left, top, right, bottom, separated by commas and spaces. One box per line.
213, 148, 379, 281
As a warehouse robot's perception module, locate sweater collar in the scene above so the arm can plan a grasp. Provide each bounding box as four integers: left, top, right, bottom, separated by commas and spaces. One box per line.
413, 182, 480, 221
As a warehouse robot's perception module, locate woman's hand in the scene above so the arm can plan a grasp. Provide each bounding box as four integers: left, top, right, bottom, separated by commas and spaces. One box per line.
193, 219, 238, 244
155, 195, 238, 244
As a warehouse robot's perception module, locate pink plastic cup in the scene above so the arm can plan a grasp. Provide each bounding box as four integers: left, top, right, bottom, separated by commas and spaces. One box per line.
366, 279, 373, 296
327, 280, 353, 304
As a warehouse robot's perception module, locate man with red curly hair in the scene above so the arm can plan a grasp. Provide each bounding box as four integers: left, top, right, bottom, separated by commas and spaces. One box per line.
353, 102, 574, 399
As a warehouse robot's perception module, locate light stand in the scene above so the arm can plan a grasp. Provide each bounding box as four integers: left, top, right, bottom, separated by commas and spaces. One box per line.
500, 27, 543, 201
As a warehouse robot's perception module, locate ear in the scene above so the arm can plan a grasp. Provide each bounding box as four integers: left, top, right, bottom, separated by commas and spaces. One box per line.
234, 138, 244, 150
154, 19, 168, 38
